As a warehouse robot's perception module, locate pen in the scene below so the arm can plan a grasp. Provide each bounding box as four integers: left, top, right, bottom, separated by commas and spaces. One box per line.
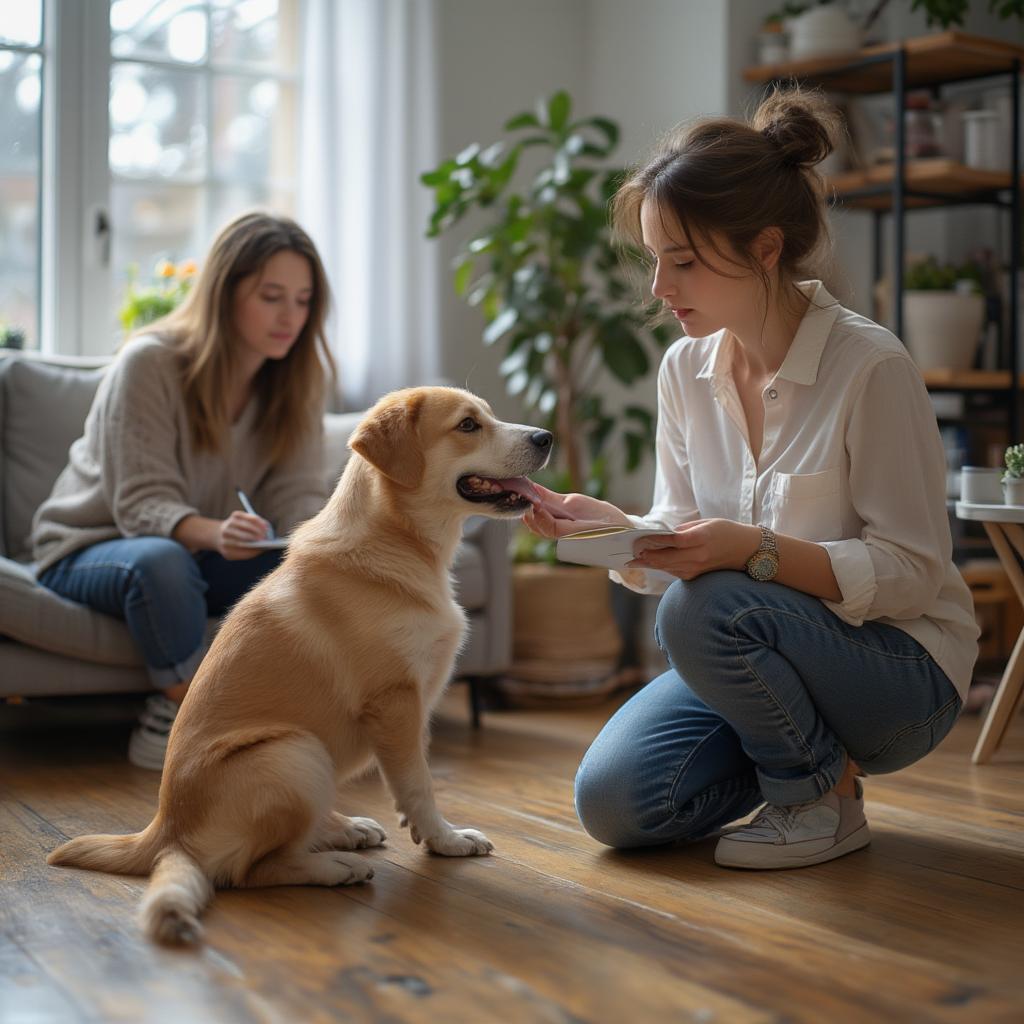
235, 488, 258, 517
235, 488, 275, 539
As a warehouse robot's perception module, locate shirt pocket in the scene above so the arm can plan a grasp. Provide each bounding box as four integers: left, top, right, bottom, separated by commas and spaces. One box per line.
769, 468, 842, 541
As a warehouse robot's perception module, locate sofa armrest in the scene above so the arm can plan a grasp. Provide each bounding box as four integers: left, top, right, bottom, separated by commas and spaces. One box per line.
466, 518, 512, 672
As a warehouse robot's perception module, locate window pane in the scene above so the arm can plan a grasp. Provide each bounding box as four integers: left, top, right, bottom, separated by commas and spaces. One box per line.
211, 0, 298, 70
110, 0, 208, 65
212, 75, 296, 183
0, 52, 42, 349
210, 181, 294, 235
0, 2, 42, 48
110, 182, 205, 338
110, 62, 206, 180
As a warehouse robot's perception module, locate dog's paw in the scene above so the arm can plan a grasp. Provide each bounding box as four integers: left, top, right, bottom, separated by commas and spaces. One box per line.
346, 816, 388, 849
321, 813, 387, 850
320, 852, 375, 885
424, 828, 494, 857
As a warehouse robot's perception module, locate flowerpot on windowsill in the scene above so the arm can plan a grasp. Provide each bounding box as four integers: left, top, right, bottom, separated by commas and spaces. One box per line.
1003, 477, 1024, 505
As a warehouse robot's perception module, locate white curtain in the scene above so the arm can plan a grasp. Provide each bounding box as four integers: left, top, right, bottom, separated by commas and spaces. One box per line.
300, 0, 441, 409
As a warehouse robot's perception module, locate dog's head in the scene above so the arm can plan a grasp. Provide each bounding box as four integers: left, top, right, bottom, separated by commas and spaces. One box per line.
349, 386, 551, 517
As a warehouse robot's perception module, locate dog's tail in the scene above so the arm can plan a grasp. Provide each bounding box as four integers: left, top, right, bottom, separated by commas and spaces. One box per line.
138, 846, 213, 946
47, 820, 163, 875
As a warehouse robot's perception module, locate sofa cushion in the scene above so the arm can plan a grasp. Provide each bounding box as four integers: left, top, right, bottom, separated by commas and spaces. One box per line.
1, 358, 106, 561
0, 555, 142, 665
0, 554, 223, 669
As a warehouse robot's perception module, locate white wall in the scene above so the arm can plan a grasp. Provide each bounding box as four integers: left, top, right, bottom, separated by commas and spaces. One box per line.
433, 0, 587, 422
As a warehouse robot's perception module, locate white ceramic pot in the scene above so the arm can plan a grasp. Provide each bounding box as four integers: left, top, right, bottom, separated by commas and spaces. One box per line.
1003, 477, 1024, 506
788, 6, 861, 59
961, 466, 1004, 504
902, 291, 986, 372
963, 109, 1002, 171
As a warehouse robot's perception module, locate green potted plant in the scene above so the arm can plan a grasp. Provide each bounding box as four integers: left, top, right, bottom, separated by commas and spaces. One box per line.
1002, 443, 1024, 504
0, 325, 26, 350
421, 91, 672, 699
421, 90, 672, 507
899, 256, 986, 371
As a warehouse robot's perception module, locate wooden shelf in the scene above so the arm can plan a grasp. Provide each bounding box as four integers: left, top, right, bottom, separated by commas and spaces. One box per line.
827, 159, 1018, 209
744, 31, 1024, 93
921, 369, 1024, 390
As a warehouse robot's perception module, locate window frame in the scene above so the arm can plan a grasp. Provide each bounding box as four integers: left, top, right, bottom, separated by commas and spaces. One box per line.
36, 0, 301, 356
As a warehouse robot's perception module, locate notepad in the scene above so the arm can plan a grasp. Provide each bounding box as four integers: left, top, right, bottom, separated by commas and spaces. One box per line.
556, 526, 673, 570
238, 538, 289, 550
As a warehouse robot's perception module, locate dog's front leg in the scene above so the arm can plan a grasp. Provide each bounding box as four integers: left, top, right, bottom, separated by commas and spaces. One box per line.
363, 689, 492, 856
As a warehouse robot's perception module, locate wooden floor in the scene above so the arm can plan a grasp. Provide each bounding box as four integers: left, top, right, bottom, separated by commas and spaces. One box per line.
2, 688, 1023, 1024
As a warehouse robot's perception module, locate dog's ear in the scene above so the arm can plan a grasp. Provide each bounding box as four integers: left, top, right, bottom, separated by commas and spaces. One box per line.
350, 393, 426, 489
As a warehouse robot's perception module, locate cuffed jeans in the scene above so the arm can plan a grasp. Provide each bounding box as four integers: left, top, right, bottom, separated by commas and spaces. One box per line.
575, 571, 962, 849
40, 537, 282, 689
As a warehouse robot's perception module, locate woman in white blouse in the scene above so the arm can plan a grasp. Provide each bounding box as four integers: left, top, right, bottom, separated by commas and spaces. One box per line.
524, 88, 978, 870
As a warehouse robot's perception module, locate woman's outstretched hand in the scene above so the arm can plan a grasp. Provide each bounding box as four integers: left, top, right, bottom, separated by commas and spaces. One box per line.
217, 510, 272, 560
627, 518, 761, 580
522, 484, 631, 539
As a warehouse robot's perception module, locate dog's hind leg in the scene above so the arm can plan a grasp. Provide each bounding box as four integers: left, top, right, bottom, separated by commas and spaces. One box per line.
315, 812, 387, 851
198, 730, 374, 890
242, 848, 374, 887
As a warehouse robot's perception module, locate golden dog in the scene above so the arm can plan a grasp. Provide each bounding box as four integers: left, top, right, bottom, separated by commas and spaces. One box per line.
48, 386, 551, 944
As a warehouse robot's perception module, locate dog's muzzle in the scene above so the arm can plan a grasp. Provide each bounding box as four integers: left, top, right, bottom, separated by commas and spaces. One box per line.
457, 429, 552, 513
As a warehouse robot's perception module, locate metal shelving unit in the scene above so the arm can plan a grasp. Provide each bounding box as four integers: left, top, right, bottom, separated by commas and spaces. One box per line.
746, 30, 1023, 441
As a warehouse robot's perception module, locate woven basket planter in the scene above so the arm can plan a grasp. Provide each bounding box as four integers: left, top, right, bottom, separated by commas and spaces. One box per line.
497, 563, 629, 706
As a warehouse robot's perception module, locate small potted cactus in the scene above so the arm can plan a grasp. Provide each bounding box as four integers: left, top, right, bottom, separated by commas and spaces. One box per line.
1002, 444, 1024, 505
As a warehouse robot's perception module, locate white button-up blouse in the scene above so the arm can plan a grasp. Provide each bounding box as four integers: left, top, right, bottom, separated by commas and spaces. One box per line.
620, 280, 979, 701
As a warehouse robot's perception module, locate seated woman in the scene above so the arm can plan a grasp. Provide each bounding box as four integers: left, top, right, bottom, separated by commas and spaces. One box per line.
33, 211, 336, 770
524, 88, 978, 870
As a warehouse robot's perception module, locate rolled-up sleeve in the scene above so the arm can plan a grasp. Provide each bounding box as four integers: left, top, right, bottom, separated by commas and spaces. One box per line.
821, 355, 950, 625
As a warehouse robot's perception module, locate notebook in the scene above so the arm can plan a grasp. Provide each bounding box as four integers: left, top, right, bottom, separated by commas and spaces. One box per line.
555, 526, 673, 570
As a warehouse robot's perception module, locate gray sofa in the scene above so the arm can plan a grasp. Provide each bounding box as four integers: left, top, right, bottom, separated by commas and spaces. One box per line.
0, 351, 512, 726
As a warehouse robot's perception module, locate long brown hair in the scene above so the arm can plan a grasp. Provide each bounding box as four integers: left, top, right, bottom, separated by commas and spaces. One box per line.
612, 86, 844, 312
135, 211, 336, 465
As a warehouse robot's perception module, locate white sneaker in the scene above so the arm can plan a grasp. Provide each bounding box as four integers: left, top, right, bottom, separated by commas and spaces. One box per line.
714, 779, 870, 870
128, 694, 179, 770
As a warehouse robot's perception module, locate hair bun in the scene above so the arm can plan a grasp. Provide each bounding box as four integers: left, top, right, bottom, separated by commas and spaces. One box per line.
753, 87, 842, 170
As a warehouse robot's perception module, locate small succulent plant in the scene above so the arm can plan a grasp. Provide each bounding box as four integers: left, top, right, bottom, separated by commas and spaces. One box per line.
1003, 443, 1024, 482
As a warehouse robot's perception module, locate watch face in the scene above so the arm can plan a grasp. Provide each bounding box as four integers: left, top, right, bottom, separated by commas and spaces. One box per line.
748, 553, 779, 581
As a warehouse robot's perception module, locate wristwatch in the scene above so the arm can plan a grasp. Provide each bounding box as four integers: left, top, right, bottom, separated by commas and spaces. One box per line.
746, 525, 780, 582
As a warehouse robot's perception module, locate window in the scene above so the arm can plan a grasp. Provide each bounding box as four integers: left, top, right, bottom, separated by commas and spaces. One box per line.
0, 3, 44, 350
108, 0, 300, 328
0, 0, 301, 354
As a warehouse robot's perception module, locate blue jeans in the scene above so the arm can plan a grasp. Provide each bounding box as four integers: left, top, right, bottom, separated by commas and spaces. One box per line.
574, 571, 962, 849
40, 537, 282, 689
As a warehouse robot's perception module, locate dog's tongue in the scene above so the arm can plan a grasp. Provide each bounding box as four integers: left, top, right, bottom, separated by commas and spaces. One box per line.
495, 477, 542, 505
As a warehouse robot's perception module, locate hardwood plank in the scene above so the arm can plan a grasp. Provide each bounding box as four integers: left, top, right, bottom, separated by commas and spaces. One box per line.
1, 693, 1022, 1022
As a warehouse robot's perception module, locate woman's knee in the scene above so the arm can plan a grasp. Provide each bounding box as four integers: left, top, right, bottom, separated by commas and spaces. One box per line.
655, 572, 746, 671
125, 539, 203, 601
574, 756, 652, 849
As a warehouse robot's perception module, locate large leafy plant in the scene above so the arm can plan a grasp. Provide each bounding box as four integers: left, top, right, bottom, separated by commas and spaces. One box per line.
421, 90, 673, 497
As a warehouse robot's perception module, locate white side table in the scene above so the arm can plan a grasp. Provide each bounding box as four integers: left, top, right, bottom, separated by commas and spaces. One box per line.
956, 501, 1024, 762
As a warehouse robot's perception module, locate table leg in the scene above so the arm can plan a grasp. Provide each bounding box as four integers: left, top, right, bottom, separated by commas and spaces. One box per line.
973, 624, 1024, 763
973, 523, 1024, 763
